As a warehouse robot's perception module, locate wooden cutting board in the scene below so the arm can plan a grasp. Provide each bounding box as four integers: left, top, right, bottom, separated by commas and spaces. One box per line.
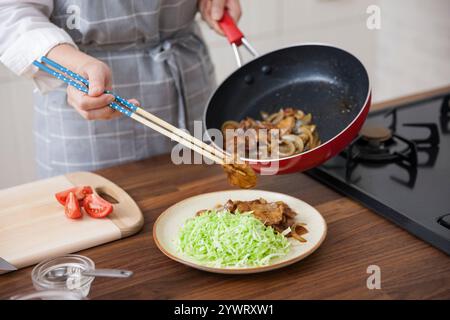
0, 172, 143, 270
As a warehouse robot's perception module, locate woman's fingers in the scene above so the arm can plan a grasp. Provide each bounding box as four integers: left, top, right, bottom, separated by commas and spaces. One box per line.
200, 0, 222, 35
102, 98, 140, 120
66, 55, 140, 121
66, 57, 117, 120
128, 98, 140, 107
200, 0, 241, 36
70, 94, 141, 121
206, 0, 225, 35
211, 0, 225, 20
67, 86, 115, 111
67, 86, 115, 120
226, 0, 242, 22
78, 106, 117, 121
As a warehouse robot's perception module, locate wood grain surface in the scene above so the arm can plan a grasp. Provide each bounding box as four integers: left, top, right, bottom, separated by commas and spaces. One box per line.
0, 88, 449, 300
0, 172, 143, 270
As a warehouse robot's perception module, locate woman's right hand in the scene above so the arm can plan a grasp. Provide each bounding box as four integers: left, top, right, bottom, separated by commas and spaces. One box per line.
67, 59, 119, 120
47, 44, 139, 120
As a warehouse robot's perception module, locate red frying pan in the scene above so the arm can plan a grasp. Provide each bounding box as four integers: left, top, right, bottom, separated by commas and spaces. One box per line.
204, 12, 371, 174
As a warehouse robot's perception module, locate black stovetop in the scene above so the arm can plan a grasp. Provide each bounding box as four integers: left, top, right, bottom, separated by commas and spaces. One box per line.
308, 91, 450, 255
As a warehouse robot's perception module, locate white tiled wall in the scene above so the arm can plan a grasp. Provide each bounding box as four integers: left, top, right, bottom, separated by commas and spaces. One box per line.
200, 0, 380, 85
372, 0, 450, 100
0, 0, 449, 188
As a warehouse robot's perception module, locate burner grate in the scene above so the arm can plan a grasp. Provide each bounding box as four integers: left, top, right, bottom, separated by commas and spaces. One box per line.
342, 108, 441, 186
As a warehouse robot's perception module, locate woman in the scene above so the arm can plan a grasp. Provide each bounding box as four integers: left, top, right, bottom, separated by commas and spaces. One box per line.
0, 0, 241, 177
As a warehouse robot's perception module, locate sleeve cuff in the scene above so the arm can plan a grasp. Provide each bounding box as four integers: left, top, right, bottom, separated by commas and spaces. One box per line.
0, 26, 77, 76
0, 27, 77, 92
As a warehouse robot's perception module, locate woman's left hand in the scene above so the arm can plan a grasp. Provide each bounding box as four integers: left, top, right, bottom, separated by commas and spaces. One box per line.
199, 0, 241, 35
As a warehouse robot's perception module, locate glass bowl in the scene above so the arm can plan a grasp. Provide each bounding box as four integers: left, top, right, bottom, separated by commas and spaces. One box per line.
10, 290, 85, 300
31, 254, 95, 297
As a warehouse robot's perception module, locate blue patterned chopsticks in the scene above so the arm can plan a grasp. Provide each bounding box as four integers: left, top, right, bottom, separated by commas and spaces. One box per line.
32, 57, 135, 116
32, 56, 227, 165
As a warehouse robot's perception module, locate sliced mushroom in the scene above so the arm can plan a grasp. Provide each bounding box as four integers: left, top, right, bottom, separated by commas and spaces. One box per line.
294, 110, 305, 120
302, 113, 312, 125
277, 140, 296, 157
221, 120, 240, 133
282, 135, 304, 153
276, 116, 295, 135
305, 124, 316, 133
291, 222, 308, 242
299, 127, 314, 145
283, 108, 296, 116
310, 132, 321, 149
293, 120, 303, 134
267, 110, 284, 125
260, 111, 269, 120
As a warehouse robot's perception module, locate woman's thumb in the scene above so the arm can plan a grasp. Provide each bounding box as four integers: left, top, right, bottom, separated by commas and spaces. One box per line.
87, 68, 107, 97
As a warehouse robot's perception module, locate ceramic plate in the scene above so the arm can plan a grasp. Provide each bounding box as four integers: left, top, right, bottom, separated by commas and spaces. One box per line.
153, 190, 327, 274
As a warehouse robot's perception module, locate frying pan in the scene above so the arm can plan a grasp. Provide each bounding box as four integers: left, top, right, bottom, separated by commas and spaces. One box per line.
204, 12, 371, 174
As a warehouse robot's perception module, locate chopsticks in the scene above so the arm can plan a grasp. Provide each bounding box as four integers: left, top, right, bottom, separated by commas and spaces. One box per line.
33, 57, 228, 165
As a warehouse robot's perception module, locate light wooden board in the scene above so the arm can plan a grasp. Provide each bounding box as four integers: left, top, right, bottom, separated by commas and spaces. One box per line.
0, 172, 143, 270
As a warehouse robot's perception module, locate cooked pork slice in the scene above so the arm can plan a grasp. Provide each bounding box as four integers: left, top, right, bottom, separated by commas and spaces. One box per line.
236, 201, 283, 225
224, 199, 237, 212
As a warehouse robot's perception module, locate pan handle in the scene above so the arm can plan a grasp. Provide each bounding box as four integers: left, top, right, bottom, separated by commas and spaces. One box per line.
218, 11, 244, 46
218, 11, 258, 67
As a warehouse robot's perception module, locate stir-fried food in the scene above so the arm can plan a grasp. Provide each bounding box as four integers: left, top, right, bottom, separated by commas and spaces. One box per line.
222, 108, 321, 159
180, 198, 308, 267
222, 162, 257, 189
198, 198, 308, 242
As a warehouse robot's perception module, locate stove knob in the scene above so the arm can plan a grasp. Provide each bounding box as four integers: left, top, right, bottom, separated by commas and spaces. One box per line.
437, 214, 450, 229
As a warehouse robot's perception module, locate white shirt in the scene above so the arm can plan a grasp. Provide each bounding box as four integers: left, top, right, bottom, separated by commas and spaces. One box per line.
0, 0, 76, 91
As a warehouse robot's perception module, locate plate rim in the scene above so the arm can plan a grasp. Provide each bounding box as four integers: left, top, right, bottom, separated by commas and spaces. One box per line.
153, 190, 327, 274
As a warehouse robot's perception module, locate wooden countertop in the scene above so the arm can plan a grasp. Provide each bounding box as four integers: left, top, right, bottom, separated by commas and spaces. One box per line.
1, 87, 449, 300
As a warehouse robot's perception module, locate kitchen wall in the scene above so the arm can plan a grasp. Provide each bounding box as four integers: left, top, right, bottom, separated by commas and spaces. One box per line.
0, 0, 449, 188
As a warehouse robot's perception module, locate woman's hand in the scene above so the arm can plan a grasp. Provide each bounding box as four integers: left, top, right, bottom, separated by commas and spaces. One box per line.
67, 59, 118, 120
47, 44, 139, 120
199, 0, 242, 35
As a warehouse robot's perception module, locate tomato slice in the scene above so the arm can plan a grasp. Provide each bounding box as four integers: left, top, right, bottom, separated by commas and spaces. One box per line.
83, 194, 113, 218
64, 192, 82, 219
55, 186, 93, 206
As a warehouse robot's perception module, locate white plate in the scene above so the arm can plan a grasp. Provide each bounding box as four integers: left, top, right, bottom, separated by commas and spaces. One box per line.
153, 190, 327, 274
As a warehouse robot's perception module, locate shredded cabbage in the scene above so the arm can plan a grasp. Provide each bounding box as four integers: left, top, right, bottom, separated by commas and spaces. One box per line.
178, 210, 290, 267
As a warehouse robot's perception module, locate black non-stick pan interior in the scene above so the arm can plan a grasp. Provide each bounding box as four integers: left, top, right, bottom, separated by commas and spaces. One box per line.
205, 45, 370, 143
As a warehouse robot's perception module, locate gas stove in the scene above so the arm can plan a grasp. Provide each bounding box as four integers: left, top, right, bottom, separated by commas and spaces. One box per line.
307, 90, 450, 255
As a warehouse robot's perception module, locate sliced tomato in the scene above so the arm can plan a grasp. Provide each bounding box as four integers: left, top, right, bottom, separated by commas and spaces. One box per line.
83, 194, 113, 218
64, 192, 82, 219
55, 186, 93, 206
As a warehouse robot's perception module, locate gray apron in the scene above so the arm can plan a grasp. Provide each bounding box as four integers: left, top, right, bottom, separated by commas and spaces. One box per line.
33, 0, 216, 177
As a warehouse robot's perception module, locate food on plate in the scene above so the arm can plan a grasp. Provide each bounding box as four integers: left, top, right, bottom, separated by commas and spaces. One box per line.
203, 198, 308, 242
178, 210, 290, 267
83, 194, 114, 218
178, 198, 309, 267
55, 186, 93, 205
54, 186, 113, 219
222, 162, 257, 189
64, 192, 82, 219
221, 108, 321, 159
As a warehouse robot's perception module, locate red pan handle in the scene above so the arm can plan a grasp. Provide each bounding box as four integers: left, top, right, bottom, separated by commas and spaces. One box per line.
218, 11, 244, 46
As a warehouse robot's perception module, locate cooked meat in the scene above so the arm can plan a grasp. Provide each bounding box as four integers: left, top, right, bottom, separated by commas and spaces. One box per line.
222, 162, 257, 189
222, 108, 321, 160
234, 200, 283, 226
199, 198, 308, 242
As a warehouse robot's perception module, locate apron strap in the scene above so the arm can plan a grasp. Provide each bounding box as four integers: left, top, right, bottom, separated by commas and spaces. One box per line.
150, 35, 204, 130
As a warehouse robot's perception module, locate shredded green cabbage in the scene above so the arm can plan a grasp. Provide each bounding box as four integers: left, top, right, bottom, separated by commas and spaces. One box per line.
178, 210, 290, 267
